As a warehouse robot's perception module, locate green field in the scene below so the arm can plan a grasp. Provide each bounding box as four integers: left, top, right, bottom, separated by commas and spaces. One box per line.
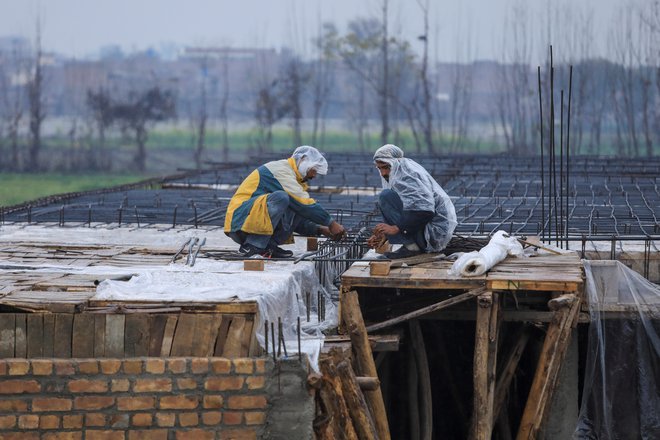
0, 173, 149, 207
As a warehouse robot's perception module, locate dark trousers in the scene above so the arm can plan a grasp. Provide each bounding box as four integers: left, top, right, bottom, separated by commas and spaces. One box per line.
378, 189, 427, 249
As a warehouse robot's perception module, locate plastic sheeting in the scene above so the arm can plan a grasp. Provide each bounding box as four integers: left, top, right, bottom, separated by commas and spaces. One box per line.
574, 261, 660, 439
372, 144, 457, 251
292, 145, 328, 176
449, 231, 524, 276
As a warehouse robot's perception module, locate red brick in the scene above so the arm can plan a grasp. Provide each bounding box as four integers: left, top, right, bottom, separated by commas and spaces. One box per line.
178, 412, 198, 427
18, 414, 39, 429
223, 411, 243, 425
0, 379, 40, 394
133, 378, 172, 393
7, 359, 29, 375
31, 359, 53, 375
174, 430, 214, 440
42, 433, 83, 440
127, 430, 168, 440
0, 415, 16, 429
204, 376, 244, 391
167, 359, 187, 374
255, 358, 267, 374
176, 378, 197, 390
0, 433, 39, 440
220, 429, 257, 440
159, 395, 199, 410
221, 428, 257, 440
53, 360, 76, 375
74, 396, 115, 410
62, 414, 83, 429
155, 412, 175, 427
233, 358, 253, 374
86, 431, 125, 440
131, 413, 153, 427
190, 358, 208, 373
39, 414, 60, 429
0, 399, 28, 411
111, 379, 130, 392
210, 358, 231, 374
244, 411, 266, 425
78, 360, 99, 374
117, 396, 155, 411
68, 379, 108, 393
86, 413, 106, 427
123, 360, 143, 374
202, 395, 224, 409
227, 395, 267, 410
99, 359, 121, 374
33, 397, 73, 412
202, 411, 222, 425
246, 376, 265, 390
145, 359, 165, 374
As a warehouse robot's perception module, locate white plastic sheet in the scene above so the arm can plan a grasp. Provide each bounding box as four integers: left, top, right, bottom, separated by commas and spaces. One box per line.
449, 230, 524, 277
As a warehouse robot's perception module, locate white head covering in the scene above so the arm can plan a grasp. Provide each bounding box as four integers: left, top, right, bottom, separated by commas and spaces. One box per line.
292, 145, 328, 176
373, 144, 458, 251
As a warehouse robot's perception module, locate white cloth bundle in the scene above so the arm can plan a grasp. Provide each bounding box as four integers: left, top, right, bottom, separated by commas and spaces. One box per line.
449, 231, 524, 277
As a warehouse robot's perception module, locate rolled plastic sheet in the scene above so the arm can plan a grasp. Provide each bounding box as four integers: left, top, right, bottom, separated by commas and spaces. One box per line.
574, 261, 660, 439
449, 230, 524, 277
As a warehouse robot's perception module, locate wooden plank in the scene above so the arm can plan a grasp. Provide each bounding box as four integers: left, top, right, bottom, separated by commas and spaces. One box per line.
54, 314, 73, 358
124, 315, 150, 357
94, 315, 106, 357
214, 316, 232, 356
192, 314, 222, 357
516, 294, 581, 439
222, 316, 246, 358
26, 314, 44, 357
342, 290, 391, 440
171, 313, 196, 356
488, 279, 580, 292
0, 314, 16, 357
42, 314, 55, 357
86, 300, 258, 314
240, 317, 254, 357
14, 314, 27, 358
148, 314, 168, 357
72, 314, 95, 358
494, 325, 532, 420
105, 314, 125, 357
160, 315, 178, 356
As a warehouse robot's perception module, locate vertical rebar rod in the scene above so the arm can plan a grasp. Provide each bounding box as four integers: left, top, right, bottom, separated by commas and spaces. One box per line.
271, 322, 276, 362
88, 204, 92, 227
538, 66, 545, 239
566, 65, 573, 246
264, 319, 269, 355
134, 206, 140, 228
560, 90, 564, 248
297, 317, 302, 362
172, 205, 178, 228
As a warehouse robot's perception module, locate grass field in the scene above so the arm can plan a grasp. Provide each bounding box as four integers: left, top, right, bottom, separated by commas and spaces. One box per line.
0, 173, 149, 207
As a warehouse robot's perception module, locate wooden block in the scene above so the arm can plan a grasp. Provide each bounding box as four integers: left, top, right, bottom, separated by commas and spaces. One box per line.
27, 314, 44, 358
307, 237, 318, 251
54, 314, 73, 358
105, 314, 125, 357
0, 314, 16, 357
370, 261, 391, 276
375, 241, 392, 255
244, 260, 265, 271
15, 314, 27, 358
72, 314, 95, 358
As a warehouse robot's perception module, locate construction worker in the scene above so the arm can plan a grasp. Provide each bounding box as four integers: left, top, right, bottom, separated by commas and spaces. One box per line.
225, 146, 346, 258
368, 144, 457, 259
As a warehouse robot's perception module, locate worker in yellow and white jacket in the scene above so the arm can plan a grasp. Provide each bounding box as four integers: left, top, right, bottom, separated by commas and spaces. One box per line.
224, 146, 346, 258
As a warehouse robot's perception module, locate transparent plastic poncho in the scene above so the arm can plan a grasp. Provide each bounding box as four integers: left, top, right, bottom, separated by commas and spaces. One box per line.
292, 145, 328, 176
374, 144, 457, 251
574, 260, 660, 439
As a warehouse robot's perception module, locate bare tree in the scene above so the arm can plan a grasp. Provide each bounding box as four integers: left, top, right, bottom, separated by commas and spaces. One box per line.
218, 54, 230, 162
279, 54, 308, 147
86, 87, 114, 169
416, 0, 434, 152
0, 43, 27, 170
27, 20, 45, 171
310, 22, 336, 148
192, 56, 208, 170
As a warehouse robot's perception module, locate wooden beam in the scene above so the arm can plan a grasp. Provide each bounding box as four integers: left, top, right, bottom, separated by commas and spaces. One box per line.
494, 325, 532, 421
365, 287, 487, 333
342, 289, 391, 440
410, 320, 432, 440
516, 294, 581, 440
471, 291, 500, 440
337, 360, 379, 440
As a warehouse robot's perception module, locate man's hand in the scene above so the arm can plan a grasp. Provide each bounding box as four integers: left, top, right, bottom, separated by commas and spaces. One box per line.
367, 234, 386, 249
374, 223, 400, 236
328, 221, 346, 240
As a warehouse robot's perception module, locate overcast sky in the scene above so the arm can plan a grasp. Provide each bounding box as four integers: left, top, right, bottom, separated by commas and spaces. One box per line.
0, 0, 633, 63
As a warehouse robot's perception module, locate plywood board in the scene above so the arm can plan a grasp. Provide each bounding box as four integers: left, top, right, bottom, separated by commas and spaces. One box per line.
160, 315, 178, 356
148, 314, 168, 356
105, 314, 125, 357
72, 314, 95, 358
26, 314, 44, 357
125, 315, 150, 357
53, 314, 73, 358
0, 314, 16, 357
42, 314, 55, 357
222, 316, 246, 358
192, 314, 222, 357
14, 314, 27, 358
93, 314, 106, 357
171, 313, 196, 356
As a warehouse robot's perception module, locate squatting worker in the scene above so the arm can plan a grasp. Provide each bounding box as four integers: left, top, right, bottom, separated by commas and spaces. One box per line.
368, 144, 457, 259
224, 146, 346, 258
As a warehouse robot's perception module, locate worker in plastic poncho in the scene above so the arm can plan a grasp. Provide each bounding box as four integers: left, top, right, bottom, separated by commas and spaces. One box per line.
367, 144, 457, 259
224, 146, 346, 258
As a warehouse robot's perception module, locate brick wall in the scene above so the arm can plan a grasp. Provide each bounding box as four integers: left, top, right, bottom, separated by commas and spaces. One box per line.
0, 357, 270, 439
